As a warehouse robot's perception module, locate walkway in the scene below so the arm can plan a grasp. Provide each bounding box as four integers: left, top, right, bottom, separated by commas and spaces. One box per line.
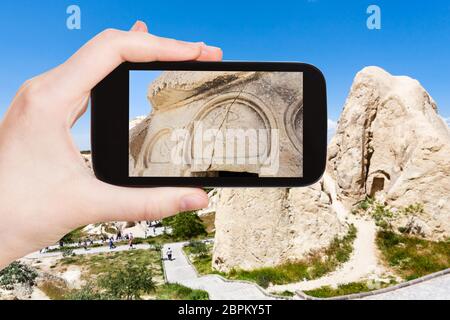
363, 273, 450, 300
24, 244, 153, 260
162, 242, 277, 300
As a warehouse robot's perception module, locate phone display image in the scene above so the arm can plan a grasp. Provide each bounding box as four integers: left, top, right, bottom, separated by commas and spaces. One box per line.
129, 71, 304, 178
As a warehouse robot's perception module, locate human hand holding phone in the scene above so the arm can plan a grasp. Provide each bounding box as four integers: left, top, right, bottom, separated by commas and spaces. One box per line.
0, 21, 222, 270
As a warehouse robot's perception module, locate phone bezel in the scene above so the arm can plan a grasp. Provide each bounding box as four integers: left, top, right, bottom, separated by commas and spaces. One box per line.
91, 61, 327, 187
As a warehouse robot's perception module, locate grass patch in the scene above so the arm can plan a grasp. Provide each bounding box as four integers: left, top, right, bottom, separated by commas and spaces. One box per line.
273, 290, 295, 297
60, 226, 89, 244
376, 230, 450, 280
228, 225, 357, 288
154, 283, 209, 300
50, 246, 208, 300
145, 231, 214, 248
304, 280, 395, 298
39, 279, 70, 300
184, 225, 357, 289
58, 248, 163, 281
183, 245, 224, 276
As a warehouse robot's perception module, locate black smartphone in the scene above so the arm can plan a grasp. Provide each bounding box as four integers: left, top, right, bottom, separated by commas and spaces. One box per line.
91, 61, 327, 187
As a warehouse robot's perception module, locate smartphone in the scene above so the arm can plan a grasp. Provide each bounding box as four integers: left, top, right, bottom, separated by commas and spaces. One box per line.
91, 61, 327, 187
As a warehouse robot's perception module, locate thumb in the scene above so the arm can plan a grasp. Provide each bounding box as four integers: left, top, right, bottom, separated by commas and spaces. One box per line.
81, 181, 209, 225
130, 20, 149, 33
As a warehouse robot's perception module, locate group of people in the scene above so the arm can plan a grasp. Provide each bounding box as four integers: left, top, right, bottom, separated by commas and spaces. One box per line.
78, 238, 95, 250
57, 238, 96, 251
40, 225, 152, 255
108, 232, 135, 250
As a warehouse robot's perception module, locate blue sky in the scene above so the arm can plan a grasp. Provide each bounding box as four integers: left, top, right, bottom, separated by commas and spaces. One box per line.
130, 71, 161, 121
0, 0, 449, 150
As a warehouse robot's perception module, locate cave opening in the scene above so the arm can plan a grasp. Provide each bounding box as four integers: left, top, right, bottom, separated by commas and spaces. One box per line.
369, 177, 385, 197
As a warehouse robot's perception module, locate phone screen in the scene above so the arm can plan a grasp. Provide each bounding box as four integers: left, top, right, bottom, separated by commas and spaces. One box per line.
129, 70, 303, 178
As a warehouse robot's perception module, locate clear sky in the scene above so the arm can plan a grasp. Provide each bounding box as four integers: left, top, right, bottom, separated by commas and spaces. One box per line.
0, 0, 449, 150
130, 71, 162, 121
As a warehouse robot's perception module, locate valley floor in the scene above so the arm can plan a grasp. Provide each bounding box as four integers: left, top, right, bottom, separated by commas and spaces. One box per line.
165, 239, 450, 300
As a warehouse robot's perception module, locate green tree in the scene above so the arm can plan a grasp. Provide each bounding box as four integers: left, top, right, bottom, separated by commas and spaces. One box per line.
60, 226, 87, 244
166, 212, 207, 240
98, 261, 155, 300
0, 262, 38, 290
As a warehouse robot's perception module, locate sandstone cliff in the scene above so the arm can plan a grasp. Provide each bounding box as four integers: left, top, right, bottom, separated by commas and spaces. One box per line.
328, 66, 450, 239
212, 66, 450, 271
212, 181, 348, 272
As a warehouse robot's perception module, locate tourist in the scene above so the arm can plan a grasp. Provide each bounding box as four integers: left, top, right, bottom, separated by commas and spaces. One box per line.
167, 248, 173, 261
129, 234, 134, 249
0, 21, 215, 270
109, 237, 116, 250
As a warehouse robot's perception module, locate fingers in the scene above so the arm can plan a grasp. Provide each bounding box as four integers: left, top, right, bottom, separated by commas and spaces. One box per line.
197, 43, 223, 61
81, 182, 209, 225
53, 30, 199, 96
46, 22, 222, 99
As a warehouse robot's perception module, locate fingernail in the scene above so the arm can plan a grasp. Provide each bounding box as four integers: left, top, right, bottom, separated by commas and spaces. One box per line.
202, 44, 222, 54
131, 20, 147, 32
180, 194, 208, 212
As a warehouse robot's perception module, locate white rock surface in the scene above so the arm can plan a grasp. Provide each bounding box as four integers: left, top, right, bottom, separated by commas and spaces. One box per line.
213, 66, 450, 271
328, 66, 450, 240
212, 183, 348, 272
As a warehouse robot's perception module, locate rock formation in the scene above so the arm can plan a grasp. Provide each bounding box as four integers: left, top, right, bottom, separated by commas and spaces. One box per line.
212, 66, 450, 271
212, 181, 348, 272
328, 66, 450, 240
129, 71, 304, 177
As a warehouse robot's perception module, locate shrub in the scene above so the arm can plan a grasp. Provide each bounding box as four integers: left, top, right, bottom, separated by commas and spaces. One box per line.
0, 262, 38, 290
60, 226, 87, 244
354, 198, 397, 230
61, 247, 75, 257
98, 261, 155, 300
186, 241, 208, 257
65, 283, 104, 300
357, 197, 374, 211
164, 212, 207, 240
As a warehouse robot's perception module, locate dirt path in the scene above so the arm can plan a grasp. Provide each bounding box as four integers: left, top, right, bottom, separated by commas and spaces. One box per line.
269, 217, 389, 293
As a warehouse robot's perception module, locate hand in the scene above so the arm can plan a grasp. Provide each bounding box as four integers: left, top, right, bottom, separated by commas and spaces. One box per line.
0, 21, 223, 269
